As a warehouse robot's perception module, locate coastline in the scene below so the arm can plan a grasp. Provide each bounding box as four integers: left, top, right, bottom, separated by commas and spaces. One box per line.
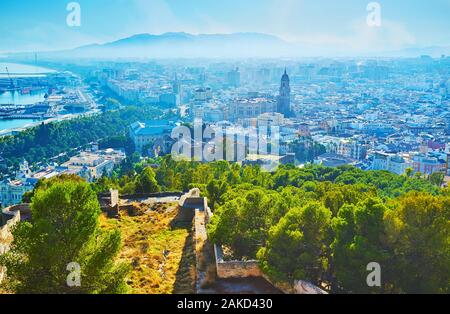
0, 63, 98, 138
0, 110, 101, 138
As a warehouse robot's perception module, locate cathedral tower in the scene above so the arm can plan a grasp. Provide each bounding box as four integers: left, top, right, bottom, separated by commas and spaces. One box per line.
278, 68, 292, 117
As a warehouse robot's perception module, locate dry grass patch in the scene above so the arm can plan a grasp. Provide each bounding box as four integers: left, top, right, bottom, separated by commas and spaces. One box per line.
100, 203, 196, 294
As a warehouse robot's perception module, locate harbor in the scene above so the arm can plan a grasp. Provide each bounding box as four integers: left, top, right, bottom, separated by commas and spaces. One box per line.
0, 63, 99, 135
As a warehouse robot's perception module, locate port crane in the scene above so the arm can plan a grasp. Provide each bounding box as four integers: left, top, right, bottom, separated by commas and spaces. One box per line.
5, 66, 15, 90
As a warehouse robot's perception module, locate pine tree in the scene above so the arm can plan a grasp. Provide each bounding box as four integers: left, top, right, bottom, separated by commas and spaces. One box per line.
0, 178, 129, 294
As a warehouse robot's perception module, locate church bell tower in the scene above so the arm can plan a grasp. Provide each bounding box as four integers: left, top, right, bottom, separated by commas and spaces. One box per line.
278, 68, 292, 117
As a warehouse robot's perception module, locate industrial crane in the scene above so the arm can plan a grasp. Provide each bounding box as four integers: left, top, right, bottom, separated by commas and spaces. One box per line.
5, 66, 14, 90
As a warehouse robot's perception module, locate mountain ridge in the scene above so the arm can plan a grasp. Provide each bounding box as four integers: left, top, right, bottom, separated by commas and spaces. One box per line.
67, 32, 290, 58
5, 32, 450, 59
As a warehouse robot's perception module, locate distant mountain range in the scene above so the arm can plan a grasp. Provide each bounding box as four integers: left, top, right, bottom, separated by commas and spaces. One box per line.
6, 32, 450, 60
33, 32, 293, 59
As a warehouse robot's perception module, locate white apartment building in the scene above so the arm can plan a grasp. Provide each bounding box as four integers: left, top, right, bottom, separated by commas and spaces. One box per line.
313, 135, 367, 160
372, 152, 413, 175
0, 160, 68, 207
61, 149, 126, 182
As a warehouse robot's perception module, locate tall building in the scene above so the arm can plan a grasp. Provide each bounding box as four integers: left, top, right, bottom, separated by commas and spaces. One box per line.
277, 69, 292, 117
172, 75, 183, 99
194, 87, 212, 102
227, 67, 241, 88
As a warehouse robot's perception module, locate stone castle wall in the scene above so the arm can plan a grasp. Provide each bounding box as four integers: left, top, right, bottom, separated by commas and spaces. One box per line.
214, 244, 262, 279
1, 204, 24, 238
1, 204, 27, 284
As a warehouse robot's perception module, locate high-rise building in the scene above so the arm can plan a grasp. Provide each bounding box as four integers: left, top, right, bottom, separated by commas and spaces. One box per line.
438, 79, 447, 99
277, 69, 292, 117
172, 75, 183, 99
227, 67, 241, 88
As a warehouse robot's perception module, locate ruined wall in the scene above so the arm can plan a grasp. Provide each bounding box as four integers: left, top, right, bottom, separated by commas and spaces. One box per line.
1, 205, 22, 237
178, 189, 200, 208
110, 189, 119, 207
205, 202, 213, 224
120, 191, 182, 199
182, 197, 206, 208
0, 205, 24, 284
214, 244, 262, 279
179, 189, 206, 223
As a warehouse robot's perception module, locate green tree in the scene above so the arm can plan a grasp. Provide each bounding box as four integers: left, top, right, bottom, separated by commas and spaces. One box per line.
207, 200, 240, 248
331, 198, 391, 293
21, 174, 85, 204
206, 179, 228, 210
272, 168, 290, 189
208, 189, 273, 259
258, 202, 332, 285
384, 193, 450, 294
405, 167, 414, 178
91, 174, 118, 194
194, 164, 214, 185
0, 179, 129, 294
323, 189, 345, 215
155, 156, 176, 190
135, 167, 160, 194
290, 138, 326, 163
236, 190, 272, 257
429, 171, 445, 187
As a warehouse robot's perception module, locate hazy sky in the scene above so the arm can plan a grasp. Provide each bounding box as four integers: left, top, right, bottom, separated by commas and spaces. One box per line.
1, 0, 449, 54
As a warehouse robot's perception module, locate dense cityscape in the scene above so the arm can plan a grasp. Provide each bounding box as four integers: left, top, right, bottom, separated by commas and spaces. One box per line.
1, 57, 450, 207
0, 0, 449, 301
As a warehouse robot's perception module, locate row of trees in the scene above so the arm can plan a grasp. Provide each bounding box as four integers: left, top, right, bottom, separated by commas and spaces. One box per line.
289, 137, 327, 163
91, 155, 441, 214
93, 155, 438, 201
